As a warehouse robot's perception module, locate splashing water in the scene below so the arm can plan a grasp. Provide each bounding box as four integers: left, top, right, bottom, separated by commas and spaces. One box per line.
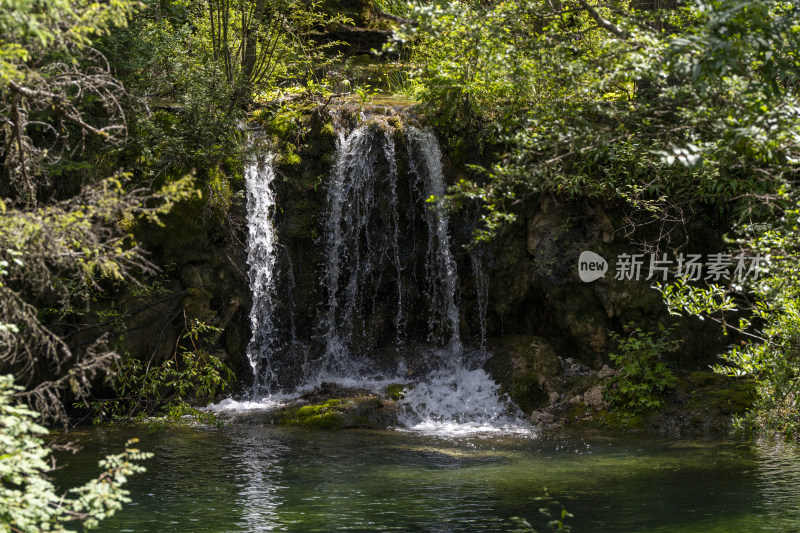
396, 349, 526, 436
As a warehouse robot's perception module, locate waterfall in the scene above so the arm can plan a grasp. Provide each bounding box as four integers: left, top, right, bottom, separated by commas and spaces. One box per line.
233, 117, 522, 433
397, 128, 523, 433
470, 249, 489, 348
244, 153, 279, 395
384, 133, 405, 346
320, 123, 404, 376
406, 127, 462, 355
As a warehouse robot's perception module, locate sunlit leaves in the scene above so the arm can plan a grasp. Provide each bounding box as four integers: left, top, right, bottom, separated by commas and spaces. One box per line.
661, 200, 800, 438
0, 375, 151, 531
405, 0, 800, 243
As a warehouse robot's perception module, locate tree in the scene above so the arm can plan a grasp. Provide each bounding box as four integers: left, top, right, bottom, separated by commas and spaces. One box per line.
0, 0, 195, 424
403, 0, 800, 242
403, 0, 800, 436
203, 0, 347, 106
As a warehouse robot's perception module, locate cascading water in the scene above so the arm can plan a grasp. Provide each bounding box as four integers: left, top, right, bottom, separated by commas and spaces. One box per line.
470, 248, 490, 348
405, 127, 462, 355
319, 121, 405, 377
244, 152, 279, 395
230, 116, 524, 433
397, 127, 522, 433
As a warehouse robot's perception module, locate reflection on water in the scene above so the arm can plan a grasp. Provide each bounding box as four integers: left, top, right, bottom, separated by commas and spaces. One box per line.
228, 427, 287, 531
51, 427, 800, 532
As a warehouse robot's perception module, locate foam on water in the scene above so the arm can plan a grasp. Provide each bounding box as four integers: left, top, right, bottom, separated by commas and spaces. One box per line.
207, 396, 290, 413
398, 365, 528, 436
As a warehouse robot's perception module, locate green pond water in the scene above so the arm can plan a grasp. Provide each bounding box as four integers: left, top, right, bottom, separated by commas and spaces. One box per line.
51, 425, 800, 532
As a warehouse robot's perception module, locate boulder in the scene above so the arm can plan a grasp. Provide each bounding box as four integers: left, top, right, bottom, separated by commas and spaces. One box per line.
583, 385, 607, 410
484, 335, 561, 414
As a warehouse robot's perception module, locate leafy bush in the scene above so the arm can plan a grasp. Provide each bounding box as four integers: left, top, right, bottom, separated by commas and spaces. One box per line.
604, 323, 678, 418
85, 317, 234, 425
0, 374, 151, 532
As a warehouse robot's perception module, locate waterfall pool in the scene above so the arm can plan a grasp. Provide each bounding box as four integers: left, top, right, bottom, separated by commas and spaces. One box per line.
52, 425, 800, 532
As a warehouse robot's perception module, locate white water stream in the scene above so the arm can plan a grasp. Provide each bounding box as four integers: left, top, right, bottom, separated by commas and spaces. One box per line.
244, 152, 279, 396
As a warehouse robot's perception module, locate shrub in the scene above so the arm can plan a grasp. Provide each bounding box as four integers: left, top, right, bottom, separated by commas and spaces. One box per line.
85, 317, 234, 425
604, 323, 678, 419
0, 374, 151, 532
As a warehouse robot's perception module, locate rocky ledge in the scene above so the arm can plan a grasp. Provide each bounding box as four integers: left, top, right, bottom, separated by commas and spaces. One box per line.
225, 382, 403, 430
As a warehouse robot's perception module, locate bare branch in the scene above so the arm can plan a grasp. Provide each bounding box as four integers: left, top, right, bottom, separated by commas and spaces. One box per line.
577, 0, 629, 39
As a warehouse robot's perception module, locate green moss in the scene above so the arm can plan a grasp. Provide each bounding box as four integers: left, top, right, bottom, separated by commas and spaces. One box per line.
597, 410, 644, 429
276, 399, 350, 429
280, 143, 302, 168
688, 370, 726, 388
386, 383, 409, 400
483, 335, 561, 414
300, 412, 345, 429
506, 376, 547, 414
271, 396, 393, 430
565, 402, 589, 420
387, 116, 402, 130
689, 380, 756, 415
321, 121, 336, 138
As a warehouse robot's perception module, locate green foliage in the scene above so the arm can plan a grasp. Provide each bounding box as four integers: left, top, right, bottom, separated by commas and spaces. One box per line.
86, 317, 234, 425
398, 0, 800, 241
604, 323, 678, 419
385, 383, 409, 401
94, 0, 349, 218
0, 0, 199, 423
0, 249, 20, 334
0, 374, 151, 532
0, 0, 138, 82
394, 0, 539, 129
373, 0, 422, 18
399, 0, 800, 442
661, 197, 800, 439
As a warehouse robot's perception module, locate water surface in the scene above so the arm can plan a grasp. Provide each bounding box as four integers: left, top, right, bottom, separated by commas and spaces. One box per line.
52, 425, 800, 532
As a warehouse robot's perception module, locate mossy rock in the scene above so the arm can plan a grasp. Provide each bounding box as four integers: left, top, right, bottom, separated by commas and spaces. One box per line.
387, 116, 402, 131
687, 375, 756, 416
484, 335, 561, 414
386, 383, 411, 401
597, 410, 645, 429
268, 395, 399, 429
687, 370, 727, 388
275, 399, 351, 429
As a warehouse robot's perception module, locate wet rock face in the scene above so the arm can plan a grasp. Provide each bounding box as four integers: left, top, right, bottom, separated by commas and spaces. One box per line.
483, 335, 561, 414
125, 199, 252, 383
122, 105, 731, 398
478, 192, 730, 368
583, 385, 607, 411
